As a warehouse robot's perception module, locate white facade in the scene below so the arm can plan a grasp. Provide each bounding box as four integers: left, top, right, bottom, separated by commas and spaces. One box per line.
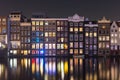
110, 21, 120, 50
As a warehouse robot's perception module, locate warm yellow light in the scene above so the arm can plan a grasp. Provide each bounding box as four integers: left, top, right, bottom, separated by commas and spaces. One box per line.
85, 32, 89, 36
79, 49, 83, 54
79, 27, 83, 32
24, 50, 27, 55
32, 63, 35, 74
106, 36, 109, 41
36, 21, 39, 25
32, 21, 35, 25
24, 59, 28, 68
13, 50, 17, 54
57, 62, 61, 72
94, 32, 97, 37
90, 33, 92, 37
102, 26, 106, 29
64, 44, 68, 49
52, 32, 56, 37
80, 59, 83, 65
40, 21, 43, 25
74, 28, 78, 32
64, 61, 68, 74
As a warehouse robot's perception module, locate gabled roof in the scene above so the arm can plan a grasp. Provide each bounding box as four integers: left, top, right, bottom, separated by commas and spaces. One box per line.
98, 16, 111, 23
68, 14, 84, 22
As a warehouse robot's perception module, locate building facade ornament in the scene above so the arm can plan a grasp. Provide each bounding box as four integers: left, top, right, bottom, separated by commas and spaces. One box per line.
98, 16, 111, 23
68, 14, 84, 22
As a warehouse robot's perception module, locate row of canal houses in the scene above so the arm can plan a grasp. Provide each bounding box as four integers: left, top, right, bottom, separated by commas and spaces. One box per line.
0, 11, 119, 56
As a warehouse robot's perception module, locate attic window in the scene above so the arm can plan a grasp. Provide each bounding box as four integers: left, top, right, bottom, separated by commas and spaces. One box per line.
113, 26, 115, 28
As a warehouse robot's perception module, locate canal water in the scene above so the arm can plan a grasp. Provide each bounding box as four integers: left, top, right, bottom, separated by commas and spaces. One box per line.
0, 57, 119, 80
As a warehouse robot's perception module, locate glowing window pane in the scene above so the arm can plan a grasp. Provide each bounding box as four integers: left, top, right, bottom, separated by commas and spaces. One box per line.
32, 21, 35, 25
40, 21, 43, 25
36, 21, 39, 25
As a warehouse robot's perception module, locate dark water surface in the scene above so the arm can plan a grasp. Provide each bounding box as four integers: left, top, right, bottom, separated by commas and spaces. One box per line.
0, 57, 120, 80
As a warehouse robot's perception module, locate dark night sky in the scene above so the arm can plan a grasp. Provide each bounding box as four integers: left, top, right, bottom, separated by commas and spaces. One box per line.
0, 0, 120, 20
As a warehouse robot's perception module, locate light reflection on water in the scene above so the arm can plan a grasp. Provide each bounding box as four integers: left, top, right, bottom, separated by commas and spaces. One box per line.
0, 58, 120, 80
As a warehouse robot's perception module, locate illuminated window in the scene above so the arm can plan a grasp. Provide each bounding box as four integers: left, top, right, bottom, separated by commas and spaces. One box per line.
32, 21, 35, 25
32, 44, 35, 49
21, 50, 23, 54
102, 26, 106, 29
115, 34, 117, 37
13, 50, 17, 54
45, 21, 48, 25
74, 49, 78, 54
111, 39, 114, 43
70, 49, 73, 54
45, 32, 48, 37
70, 42, 73, 48
49, 44, 52, 49
94, 32, 97, 37
106, 43, 109, 48
2, 18, 6, 22
36, 21, 39, 25
57, 44, 60, 49
36, 43, 39, 49
57, 27, 61, 31
61, 38, 64, 42
79, 49, 83, 54
53, 32, 56, 37
79, 27, 83, 32
111, 34, 114, 37
61, 44, 64, 49
106, 36, 109, 41
64, 44, 68, 49
40, 21, 43, 25
57, 21, 60, 26
70, 28, 73, 32
10, 50, 13, 53
45, 44, 48, 49
115, 39, 117, 43
103, 36, 105, 41
24, 50, 27, 55
49, 32, 52, 37
85, 33, 89, 37
32, 27, 35, 31
99, 36, 102, 41
60, 27, 63, 31
53, 44, 56, 49
40, 43, 43, 49
90, 33, 92, 37
74, 28, 78, 32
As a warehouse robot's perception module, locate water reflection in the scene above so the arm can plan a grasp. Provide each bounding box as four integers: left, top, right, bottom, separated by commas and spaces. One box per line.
0, 58, 120, 80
